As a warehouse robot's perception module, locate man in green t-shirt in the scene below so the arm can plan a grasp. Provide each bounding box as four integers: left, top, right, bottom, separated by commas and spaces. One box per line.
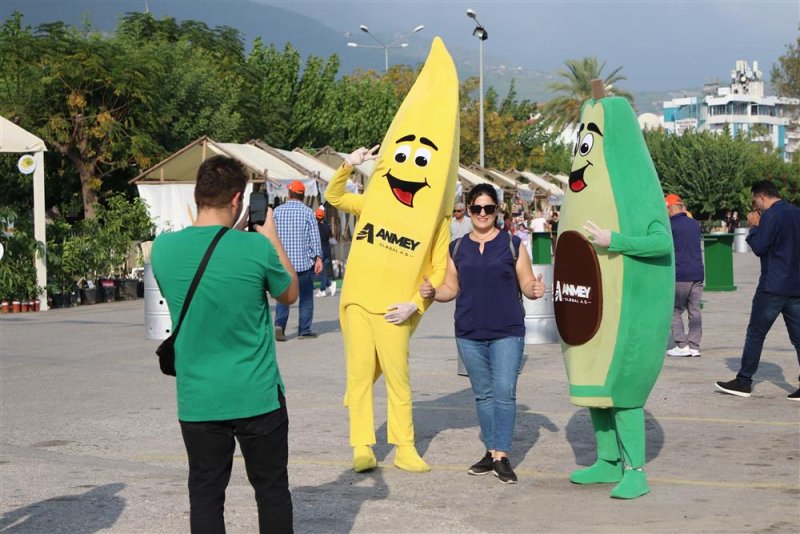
152, 156, 298, 533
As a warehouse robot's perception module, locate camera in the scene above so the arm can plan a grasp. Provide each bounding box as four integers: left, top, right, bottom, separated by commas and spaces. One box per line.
248, 182, 281, 231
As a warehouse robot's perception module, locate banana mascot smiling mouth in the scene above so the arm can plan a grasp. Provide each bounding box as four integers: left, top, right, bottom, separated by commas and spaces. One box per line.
325, 37, 459, 473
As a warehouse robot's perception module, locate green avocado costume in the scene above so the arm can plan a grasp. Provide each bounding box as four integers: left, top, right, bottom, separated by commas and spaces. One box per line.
553, 94, 674, 499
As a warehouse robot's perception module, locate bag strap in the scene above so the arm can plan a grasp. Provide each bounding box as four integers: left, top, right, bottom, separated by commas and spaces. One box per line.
171, 226, 228, 339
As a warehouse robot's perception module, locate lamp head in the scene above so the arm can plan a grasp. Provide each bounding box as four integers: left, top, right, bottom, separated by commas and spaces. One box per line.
466, 8, 477, 19
347, 42, 358, 48
359, 25, 369, 33
473, 26, 488, 41
413, 25, 425, 32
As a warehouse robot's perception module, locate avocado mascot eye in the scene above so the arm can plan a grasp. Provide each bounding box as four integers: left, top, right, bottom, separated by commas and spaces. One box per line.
578, 133, 594, 156
413, 148, 431, 167
394, 145, 411, 163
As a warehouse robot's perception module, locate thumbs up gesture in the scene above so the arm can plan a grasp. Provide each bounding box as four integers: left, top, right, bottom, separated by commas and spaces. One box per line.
419, 275, 436, 299
530, 272, 545, 299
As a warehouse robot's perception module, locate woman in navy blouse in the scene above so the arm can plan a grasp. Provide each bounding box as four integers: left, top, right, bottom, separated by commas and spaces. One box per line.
420, 184, 545, 483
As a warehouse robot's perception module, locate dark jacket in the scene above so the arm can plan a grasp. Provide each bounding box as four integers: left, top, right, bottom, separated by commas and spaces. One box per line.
669, 212, 704, 282
317, 220, 332, 260
746, 200, 800, 296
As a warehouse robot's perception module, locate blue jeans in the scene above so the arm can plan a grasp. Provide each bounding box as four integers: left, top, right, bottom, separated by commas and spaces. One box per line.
315, 258, 331, 291
275, 268, 314, 335
737, 289, 800, 385
456, 336, 524, 453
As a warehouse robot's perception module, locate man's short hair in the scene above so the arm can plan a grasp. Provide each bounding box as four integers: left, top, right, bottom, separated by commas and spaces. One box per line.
751, 180, 780, 199
195, 156, 248, 209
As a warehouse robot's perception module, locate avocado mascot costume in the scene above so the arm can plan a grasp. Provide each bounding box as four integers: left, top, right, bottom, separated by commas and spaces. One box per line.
325, 37, 459, 473
553, 82, 674, 499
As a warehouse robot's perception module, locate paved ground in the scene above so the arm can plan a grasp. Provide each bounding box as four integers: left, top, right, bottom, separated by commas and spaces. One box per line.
1, 252, 798, 533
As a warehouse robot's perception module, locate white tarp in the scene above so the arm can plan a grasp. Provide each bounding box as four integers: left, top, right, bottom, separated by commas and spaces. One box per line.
0, 116, 46, 152
519, 171, 564, 197
138, 183, 253, 234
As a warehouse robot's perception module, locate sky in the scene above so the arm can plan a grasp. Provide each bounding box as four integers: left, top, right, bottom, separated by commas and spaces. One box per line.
264, 0, 799, 91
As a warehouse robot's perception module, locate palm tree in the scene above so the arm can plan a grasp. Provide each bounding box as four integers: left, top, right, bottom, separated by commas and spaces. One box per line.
541, 56, 633, 132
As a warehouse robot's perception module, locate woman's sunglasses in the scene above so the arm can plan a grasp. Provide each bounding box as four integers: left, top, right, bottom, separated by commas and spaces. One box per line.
469, 204, 497, 215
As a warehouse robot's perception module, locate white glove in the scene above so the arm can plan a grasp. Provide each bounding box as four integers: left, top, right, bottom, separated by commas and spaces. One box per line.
583, 220, 612, 248
384, 302, 418, 324
345, 145, 380, 167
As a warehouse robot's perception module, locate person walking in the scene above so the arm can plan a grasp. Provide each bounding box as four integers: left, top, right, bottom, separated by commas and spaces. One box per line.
273, 180, 323, 340
152, 155, 298, 533
450, 202, 472, 240
716, 180, 800, 400
419, 183, 545, 484
665, 194, 704, 357
314, 207, 336, 298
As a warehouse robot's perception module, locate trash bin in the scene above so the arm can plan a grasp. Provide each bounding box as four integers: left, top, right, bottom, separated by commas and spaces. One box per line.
524, 264, 559, 344
531, 232, 552, 264
703, 233, 736, 292
144, 263, 172, 340
733, 227, 751, 254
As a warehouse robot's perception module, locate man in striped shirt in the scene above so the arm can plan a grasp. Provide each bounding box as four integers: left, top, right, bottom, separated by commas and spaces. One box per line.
273, 180, 323, 340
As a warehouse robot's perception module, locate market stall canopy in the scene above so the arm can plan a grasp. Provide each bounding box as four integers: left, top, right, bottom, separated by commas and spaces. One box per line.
481, 167, 518, 190
0, 116, 46, 152
519, 170, 564, 197
458, 166, 504, 203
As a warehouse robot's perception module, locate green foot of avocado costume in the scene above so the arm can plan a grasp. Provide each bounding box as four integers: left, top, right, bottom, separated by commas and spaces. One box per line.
555, 81, 674, 500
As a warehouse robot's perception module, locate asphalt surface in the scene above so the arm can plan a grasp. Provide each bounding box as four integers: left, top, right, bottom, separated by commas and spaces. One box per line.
1, 251, 798, 533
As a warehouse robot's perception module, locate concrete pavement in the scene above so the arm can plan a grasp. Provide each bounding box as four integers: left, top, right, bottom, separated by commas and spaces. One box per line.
1, 252, 798, 533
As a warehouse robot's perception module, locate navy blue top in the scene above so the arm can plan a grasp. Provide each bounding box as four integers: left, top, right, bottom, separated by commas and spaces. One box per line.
746, 200, 800, 296
317, 220, 332, 260
451, 231, 525, 340
669, 213, 704, 282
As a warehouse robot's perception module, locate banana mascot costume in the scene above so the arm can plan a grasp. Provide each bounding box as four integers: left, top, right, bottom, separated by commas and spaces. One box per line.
553, 84, 674, 499
325, 37, 459, 473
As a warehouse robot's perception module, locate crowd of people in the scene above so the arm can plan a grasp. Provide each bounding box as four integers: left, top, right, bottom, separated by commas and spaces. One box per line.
151, 156, 799, 532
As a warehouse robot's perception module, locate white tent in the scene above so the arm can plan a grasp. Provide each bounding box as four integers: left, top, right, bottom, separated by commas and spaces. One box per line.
0, 116, 48, 310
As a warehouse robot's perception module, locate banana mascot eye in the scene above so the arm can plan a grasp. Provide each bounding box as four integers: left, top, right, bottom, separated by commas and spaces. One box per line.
394, 145, 411, 163
413, 148, 431, 167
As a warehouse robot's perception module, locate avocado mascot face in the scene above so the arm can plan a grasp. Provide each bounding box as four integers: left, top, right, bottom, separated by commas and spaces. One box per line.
569, 104, 608, 194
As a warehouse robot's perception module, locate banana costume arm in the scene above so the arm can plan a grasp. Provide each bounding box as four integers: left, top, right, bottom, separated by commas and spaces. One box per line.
410, 217, 450, 314
326, 163, 365, 216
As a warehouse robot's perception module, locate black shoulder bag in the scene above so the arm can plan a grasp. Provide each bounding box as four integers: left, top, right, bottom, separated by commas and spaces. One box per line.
156, 227, 229, 376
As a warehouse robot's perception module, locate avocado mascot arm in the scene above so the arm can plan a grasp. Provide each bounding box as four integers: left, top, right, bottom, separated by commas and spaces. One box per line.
608, 220, 673, 258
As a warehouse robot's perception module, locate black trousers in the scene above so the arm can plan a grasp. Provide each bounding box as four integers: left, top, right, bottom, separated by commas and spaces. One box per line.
180, 391, 293, 534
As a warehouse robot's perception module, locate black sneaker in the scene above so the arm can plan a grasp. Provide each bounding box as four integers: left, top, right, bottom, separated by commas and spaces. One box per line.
493, 457, 517, 484
298, 331, 318, 339
787, 388, 800, 402
715, 378, 752, 398
468, 451, 494, 476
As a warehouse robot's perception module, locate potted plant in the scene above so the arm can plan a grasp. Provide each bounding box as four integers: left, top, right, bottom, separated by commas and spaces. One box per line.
62, 228, 100, 305
0, 208, 43, 311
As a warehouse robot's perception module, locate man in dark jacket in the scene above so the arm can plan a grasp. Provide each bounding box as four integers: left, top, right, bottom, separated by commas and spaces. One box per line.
314, 207, 336, 297
716, 181, 800, 400
665, 194, 704, 357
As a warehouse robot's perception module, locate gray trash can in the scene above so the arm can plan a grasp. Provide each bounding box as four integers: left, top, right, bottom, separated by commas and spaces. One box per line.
524, 264, 560, 344
733, 227, 751, 253
144, 263, 172, 340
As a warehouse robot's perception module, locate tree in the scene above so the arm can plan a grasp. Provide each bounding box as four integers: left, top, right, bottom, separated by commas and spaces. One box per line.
771, 32, 800, 100
541, 56, 633, 132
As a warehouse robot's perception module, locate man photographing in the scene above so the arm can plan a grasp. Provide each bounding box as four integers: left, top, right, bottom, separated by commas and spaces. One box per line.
152, 155, 298, 533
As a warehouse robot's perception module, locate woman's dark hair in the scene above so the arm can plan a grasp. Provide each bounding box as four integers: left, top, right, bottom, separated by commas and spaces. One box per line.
466, 183, 498, 206
194, 155, 248, 209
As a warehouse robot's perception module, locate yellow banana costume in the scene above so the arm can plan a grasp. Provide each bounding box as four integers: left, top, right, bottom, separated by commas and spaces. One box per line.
325, 37, 459, 473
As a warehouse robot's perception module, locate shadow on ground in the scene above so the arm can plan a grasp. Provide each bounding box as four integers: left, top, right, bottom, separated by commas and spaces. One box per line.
0, 483, 125, 533
565, 409, 664, 466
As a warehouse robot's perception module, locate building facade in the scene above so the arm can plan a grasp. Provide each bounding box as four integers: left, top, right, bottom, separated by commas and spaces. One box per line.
662, 60, 799, 161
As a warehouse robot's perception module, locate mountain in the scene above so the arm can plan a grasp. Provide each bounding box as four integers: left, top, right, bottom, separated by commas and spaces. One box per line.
2, 0, 681, 113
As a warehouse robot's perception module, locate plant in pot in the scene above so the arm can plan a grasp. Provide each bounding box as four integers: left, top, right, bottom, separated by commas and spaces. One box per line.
0, 208, 44, 312
46, 219, 76, 308
62, 227, 102, 305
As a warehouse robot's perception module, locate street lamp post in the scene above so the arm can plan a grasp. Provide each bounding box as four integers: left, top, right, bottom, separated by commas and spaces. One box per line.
347, 24, 424, 73
467, 8, 488, 168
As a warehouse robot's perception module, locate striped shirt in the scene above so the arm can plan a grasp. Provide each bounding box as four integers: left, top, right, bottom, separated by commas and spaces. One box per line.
273, 200, 322, 272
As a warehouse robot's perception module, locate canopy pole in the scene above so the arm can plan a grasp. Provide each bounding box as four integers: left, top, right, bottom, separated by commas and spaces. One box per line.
33, 151, 48, 310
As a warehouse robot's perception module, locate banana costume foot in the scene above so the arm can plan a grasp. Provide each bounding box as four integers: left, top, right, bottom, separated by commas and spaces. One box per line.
325, 37, 459, 473
353, 445, 378, 472
394, 445, 430, 473
554, 85, 673, 500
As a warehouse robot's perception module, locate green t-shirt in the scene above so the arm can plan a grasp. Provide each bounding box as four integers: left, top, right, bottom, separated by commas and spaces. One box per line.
152, 225, 291, 422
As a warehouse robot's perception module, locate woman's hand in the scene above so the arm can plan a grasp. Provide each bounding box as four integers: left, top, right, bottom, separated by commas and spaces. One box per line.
419, 275, 436, 300
528, 273, 545, 299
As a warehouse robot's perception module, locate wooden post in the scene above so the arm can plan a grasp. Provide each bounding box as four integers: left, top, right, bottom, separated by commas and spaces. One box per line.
591, 79, 605, 100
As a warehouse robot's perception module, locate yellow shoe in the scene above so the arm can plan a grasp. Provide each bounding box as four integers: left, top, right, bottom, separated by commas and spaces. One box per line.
353, 445, 377, 472
394, 445, 430, 472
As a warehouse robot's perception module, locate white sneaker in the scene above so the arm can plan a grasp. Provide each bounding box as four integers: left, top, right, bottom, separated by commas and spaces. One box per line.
314, 290, 326, 298
328, 281, 337, 297
689, 348, 701, 357
667, 346, 692, 357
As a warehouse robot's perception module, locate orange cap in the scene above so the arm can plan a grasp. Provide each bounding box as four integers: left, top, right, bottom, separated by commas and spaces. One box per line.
315, 207, 325, 220
288, 180, 305, 195
665, 193, 683, 207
